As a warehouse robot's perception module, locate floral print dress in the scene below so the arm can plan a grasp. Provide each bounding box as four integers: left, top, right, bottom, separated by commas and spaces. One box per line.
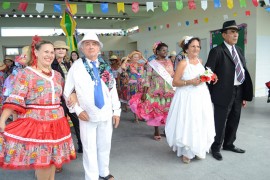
0, 67, 76, 169
129, 60, 175, 126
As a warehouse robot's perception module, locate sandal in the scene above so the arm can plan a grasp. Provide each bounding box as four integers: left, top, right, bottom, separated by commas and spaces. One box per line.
100, 174, 114, 180
55, 167, 63, 173
182, 156, 190, 164
154, 135, 161, 141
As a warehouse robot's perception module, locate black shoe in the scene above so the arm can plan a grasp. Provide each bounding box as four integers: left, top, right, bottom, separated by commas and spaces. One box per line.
212, 151, 223, 161
77, 147, 83, 153
223, 146, 245, 153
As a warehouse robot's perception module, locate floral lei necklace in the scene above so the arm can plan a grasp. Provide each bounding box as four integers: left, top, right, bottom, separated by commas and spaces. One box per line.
82, 55, 114, 91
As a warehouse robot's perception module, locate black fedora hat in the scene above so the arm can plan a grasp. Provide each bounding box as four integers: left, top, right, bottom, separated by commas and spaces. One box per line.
221, 20, 239, 32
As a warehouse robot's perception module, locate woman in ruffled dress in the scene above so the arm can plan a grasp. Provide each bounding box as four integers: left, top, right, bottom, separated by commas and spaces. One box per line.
165, 36, 216, 164
122, 51, 146, 122
0, 38, 76, 179
129, 42, 175, 140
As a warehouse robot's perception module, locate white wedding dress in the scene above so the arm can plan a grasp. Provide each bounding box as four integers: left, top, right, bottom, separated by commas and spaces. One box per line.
165, 57, 215, 159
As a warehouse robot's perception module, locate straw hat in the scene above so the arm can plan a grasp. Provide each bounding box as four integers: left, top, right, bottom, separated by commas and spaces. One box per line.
169, 51, 176, 57
78, 32, 103, 49
110, 55, 118, 60
4, 56, 14, 62
0, 61, 7, 71
53, 40, 70, 50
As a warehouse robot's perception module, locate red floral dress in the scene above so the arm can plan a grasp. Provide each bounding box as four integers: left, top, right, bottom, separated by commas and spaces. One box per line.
0, 67, 76, 170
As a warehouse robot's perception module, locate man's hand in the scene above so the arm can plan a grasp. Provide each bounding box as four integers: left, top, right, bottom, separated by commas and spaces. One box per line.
112, 116, 120, 128
78, 111, 90, 121
242, 100, 247, 108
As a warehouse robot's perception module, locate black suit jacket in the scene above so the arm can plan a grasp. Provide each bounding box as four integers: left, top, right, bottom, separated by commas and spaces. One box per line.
205, 43, 253, 107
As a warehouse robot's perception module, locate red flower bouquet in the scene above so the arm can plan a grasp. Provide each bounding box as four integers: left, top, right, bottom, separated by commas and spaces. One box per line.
200, 67, 217, 84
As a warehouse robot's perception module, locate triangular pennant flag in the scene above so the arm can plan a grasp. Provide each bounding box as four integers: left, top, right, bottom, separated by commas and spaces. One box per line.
264, 0, 270, 5
132, 2, 139, 13
36, 3, 44, 13
233, 12, 237, 17
204, 18, 209, 23
227, 0, 233, 9
117, 2, 125, 13
239, 0, 247, 8
70, 4, 77, 15
177, 22, 182, 26
252, 0, 259, 7
201, 0, 208, 11
154, 26, 157, 30
223, 14, 229, 20
86, 4, 94, 14
148, 27, 151, 31
186, 21, 190, 26
54, 4, 61, 13
162, 1, 169, 12
176, 0, 184, 10
166, 24, 170, 28
146, 2, 154, 12
194, 19, 198, 24
188, 0, 196, 10
160, 25, 163, 29
245, 10, 251, 16
101, 3, 109, 13
18, 2, 28, 12
2, 2, 11, 10
214, 0, 221, 8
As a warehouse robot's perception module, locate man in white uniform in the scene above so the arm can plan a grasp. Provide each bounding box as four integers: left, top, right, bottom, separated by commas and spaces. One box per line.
64, 32, 121, 180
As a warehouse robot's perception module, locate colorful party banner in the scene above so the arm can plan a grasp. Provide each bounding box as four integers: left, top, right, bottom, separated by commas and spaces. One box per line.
146, 2, 154, 12
214, 0, 221, 8
186, 21, 190, 26
117, 2, 125, 13
86, 4, 94, 14
101, 3, 109, 13
188, 0, 196, 10
245, 10, 251, 16
36, 3, 44, 13
194, 19, 198, 24
54, 4, 61, 13
18, 2, 28, 12
252, 0, 259, 7
132, 2, 139, 13
162, 1, 169, 12
239, 0, 247, 8
227, 0, 233, 9
204, 18, 209, 23
2, 2, 11, 10
176, 0, 184, 10
70, 4, 77, 15
201, 0, 208, 11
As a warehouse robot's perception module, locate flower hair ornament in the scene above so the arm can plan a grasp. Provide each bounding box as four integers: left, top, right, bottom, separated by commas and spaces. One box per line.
31, 35, 42, 67
184, 36, 193, 45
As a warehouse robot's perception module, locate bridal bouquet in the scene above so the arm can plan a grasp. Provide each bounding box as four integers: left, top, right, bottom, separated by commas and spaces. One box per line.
200, 67, 217, 84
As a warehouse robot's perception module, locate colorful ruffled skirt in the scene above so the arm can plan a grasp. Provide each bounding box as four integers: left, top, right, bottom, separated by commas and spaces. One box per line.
129, 92, 174, 126
0, 117, 76, 170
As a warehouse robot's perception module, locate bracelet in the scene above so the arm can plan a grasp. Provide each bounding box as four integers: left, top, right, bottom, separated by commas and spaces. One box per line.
184, 81, 187, 86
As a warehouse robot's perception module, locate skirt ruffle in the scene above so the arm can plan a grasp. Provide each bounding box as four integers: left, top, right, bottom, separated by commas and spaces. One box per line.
0, 117, 76, 170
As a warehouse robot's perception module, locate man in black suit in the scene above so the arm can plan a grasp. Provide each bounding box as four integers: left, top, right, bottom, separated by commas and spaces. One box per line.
205, 20, 253, 161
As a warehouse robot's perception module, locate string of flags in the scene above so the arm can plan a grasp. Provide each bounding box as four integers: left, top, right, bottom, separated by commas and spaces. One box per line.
1, 1, 269, 14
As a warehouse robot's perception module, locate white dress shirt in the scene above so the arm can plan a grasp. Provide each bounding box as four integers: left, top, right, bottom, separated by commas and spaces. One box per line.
64, 58, 121, 122
224, 41, 245, 86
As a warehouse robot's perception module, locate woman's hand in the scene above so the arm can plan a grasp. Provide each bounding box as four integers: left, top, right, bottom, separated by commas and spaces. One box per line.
78, 111, 89, 121
213, 75, 218, 85
67, 93, 79, 107
190, 77, 201, 86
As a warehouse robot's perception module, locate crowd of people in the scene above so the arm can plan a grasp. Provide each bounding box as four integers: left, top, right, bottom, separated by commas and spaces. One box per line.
0, 20, 253, 179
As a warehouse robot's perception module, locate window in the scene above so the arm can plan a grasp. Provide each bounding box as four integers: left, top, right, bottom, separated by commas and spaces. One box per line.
5, 48, 19, 55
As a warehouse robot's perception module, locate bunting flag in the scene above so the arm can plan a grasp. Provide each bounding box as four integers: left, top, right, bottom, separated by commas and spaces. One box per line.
186, 21, 190, 26
188, 0, 196, 10
177, 22, 182, 26
214, 0, 221, 8
117, 2, 125, 13
60, 9, 77, 51
176, 0, 184, 10
36, 3, 44, 13
54, 4, 61, 13
154, 25, 157, 30
223, 14, 229, 20
132, 2, 139, 13
245, 10, 251, 16
233, 12, 237, 16
86, 4, 94, 14
70, 4, 77, 15
252, 0, 259, 7
166, 24, 170, 28
101, 3, 109, 13
204, 18, 209, 23
18, 2, 28, 12
2, 2, 11, 10
194, 19, 198, 24
162, 1, 169, 12
146, 2, 154, 12
227, 0, 233, 9
148, 27, 151, 31
201, 0, 208, 11
265, 0, 270, 5
239, 0, 247, 8
160, 25, 163, 29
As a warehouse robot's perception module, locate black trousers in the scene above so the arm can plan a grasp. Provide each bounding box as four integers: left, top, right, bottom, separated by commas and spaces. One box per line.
211, 85, 243, 152
62, 100, 82, 148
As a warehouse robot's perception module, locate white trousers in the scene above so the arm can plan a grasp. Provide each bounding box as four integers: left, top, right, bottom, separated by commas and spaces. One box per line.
80, 118, 113, 180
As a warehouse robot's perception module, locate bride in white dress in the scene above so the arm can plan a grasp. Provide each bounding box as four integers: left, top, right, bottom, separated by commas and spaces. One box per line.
165, 36, 216, 164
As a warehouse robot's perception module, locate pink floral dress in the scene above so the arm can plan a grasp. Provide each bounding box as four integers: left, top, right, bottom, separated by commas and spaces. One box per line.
0, 67, 76, 170
129, 60, 175, 126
